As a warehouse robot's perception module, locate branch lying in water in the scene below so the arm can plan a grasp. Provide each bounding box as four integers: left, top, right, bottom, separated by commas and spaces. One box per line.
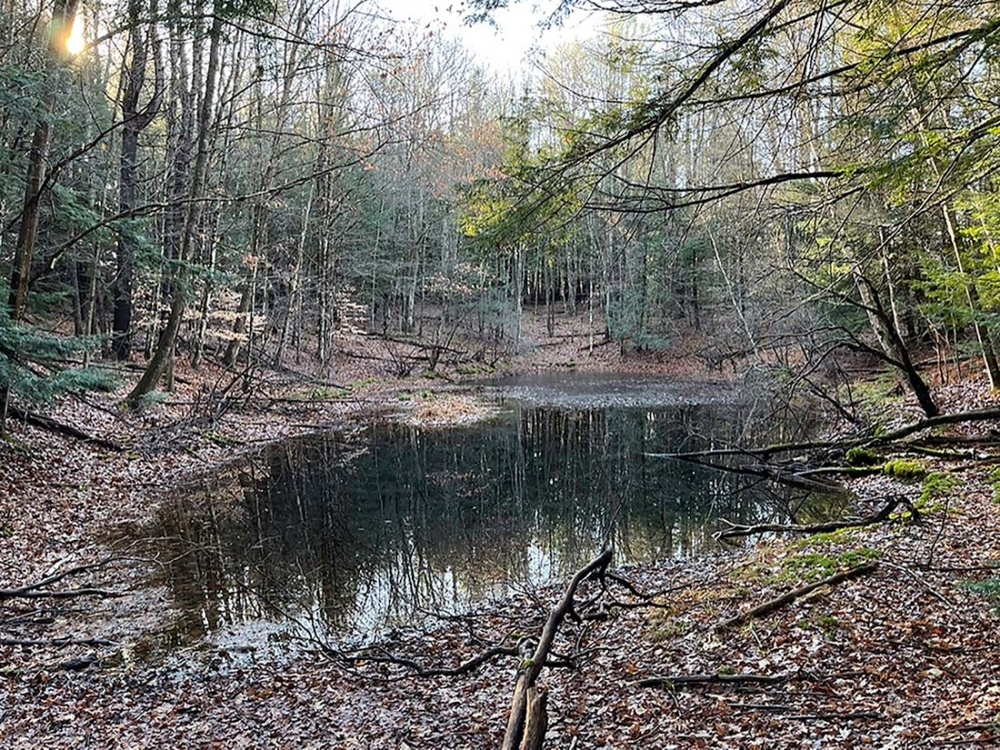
645, 406, 1000, 463
715, 495, 918, 541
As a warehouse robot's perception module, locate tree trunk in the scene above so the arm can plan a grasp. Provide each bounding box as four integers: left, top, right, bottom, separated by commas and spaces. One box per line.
502, 550, 612, 750
853, 266, 939, 417
8, 0, 81, 320
113, 2, 163, 360
942, 205, 1000, 389
128, 7, 223, 405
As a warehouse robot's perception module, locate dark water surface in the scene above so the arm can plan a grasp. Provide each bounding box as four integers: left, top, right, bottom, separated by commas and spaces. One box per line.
142, 376, 835, 647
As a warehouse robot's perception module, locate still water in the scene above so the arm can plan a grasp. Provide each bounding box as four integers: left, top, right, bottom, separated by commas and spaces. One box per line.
142, 376, 831, 646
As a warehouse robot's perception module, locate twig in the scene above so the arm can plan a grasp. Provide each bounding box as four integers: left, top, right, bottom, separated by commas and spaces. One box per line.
781, 711, 882, 721
730, 703, 794, 712
882, 562, 954, 605
638, 673, 794, 688
324, 644, 521, 678
924, 494, 952, 568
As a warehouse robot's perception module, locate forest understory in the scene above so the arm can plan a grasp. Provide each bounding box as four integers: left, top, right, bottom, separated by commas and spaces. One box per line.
2, 312, 1000, 749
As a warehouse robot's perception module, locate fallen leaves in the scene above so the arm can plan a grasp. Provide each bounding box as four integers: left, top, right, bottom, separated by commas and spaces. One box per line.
4, 348, 1000, 747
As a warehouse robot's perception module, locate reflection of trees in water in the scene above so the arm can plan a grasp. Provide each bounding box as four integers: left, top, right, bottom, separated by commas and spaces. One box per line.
147, 402, 824, 641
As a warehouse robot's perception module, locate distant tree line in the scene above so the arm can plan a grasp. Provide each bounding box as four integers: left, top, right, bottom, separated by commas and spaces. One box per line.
3, 0, 1000, 427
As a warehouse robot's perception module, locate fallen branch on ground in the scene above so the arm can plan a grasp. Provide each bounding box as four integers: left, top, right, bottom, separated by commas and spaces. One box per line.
503, 549, 613, 750
780, 711, 881, 721
662, 454, 848, 493
0, 557, 119, 601
715, 562, 879, 630
346, 645, 518, 678
318, 643, 574, 679
637, 669, 866, 689
646, 407, 1000, 463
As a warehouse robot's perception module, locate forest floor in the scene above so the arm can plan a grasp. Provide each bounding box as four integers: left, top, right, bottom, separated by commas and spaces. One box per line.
2, 311, 1000, 748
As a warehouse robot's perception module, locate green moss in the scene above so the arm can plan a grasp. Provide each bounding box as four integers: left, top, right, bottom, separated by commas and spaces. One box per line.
883, 459, 927, 480
990, 467, 1000, 505
794, 527, 861, 549
920, 472, 958, 505
773, 547, 882, 584
797, 614, 842, 635
306, 386, 348, 401
846, 377, 906, 430
645, 620, 684, 643
962, 578, 1000, 615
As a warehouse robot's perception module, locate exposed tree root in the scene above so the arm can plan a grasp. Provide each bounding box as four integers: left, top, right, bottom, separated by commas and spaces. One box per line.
715, 562, 879, 630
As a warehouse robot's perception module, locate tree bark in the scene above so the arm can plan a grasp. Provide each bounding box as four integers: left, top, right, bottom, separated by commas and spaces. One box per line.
519, 687, 548, 750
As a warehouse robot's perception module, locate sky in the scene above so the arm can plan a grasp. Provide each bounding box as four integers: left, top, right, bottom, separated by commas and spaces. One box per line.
378, 0, 601, 75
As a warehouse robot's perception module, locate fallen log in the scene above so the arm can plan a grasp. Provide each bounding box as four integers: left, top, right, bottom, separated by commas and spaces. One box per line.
5, 404, 123, 452
715, 495, 915, 540
715, 562, 879, 630
502, 549, 612, 750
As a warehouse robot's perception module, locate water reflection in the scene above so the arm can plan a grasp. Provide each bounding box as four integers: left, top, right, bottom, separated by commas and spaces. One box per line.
144, 396, 834, 645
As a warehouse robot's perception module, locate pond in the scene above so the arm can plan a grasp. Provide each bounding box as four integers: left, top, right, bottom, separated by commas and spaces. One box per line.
139, 375, 837, 649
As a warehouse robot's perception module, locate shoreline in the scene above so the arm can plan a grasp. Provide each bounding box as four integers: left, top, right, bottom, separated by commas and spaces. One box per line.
3, 348, 1000, 747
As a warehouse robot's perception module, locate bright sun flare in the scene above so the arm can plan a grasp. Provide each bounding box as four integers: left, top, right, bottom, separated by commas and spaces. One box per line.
65, 16, 85, 55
